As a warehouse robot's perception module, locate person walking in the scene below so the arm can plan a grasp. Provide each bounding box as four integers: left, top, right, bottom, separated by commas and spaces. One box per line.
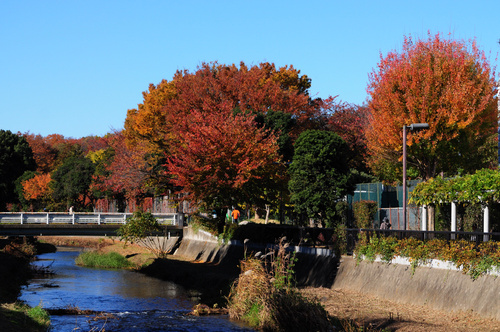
231, 208, 241, 223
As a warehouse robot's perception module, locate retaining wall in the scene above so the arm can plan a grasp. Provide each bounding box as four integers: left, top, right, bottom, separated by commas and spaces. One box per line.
333, 256, 500, 320
175, 227, 499, 320
174, 227, 339, 287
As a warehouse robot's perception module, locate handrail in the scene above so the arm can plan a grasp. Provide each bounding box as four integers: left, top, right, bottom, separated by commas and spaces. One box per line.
0, 212, 180, 226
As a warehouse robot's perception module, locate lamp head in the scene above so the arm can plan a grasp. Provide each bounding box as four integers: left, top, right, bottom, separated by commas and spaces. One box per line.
409, 123, 429, 131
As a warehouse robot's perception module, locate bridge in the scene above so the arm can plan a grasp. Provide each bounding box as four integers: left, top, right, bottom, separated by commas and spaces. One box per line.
0, 212, 184, 237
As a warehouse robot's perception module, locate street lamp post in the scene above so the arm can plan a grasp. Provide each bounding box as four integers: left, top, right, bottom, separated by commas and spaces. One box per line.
403, 123, 429, 231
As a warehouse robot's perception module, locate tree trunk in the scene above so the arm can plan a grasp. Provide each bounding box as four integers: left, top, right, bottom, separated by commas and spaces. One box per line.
428, 205, 435, 231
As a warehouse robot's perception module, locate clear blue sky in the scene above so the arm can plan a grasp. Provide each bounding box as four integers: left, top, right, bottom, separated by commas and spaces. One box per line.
1, 1, 499, 138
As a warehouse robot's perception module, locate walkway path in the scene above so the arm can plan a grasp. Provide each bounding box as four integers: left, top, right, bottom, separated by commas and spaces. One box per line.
301, 287, 499, 331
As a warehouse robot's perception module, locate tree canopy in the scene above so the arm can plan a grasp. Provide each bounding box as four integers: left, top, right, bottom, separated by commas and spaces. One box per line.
166, 110, 281, 215
124, 61, 320, 156
366, 33, 497, 182
0, 130, 36, 210
51, 155, 96, 210
123, 61, 323, 218
288, 130, 354, 226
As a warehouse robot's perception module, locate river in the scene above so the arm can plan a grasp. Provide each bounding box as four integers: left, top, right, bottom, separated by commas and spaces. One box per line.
20, 247, 254, 331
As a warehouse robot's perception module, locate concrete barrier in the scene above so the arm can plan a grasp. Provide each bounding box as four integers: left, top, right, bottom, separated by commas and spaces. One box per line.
332, 256, 500, 320
174, 227, 500, 320
174, 227, 339, 287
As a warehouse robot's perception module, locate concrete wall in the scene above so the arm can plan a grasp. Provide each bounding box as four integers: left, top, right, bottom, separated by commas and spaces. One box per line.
176, 227, 500, 320
175, 227, 340, 287
333, 256, 500, 320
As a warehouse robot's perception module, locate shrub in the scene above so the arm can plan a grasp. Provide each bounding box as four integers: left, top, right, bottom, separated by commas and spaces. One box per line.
26, 304, 51, 327
117, 211, 170, 258
355, 236, 500, 280
352, 200, 378, 228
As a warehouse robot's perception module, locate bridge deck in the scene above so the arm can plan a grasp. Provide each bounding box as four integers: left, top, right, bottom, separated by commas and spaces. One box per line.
0, 212, 183, 237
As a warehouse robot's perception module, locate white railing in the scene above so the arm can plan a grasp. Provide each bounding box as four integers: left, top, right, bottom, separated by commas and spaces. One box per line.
0, 212, 180, 226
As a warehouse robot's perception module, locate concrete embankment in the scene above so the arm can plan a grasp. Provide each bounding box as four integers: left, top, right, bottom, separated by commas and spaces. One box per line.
173, 227, 340, 288
332, 256, 500, 321
174, 228, 500, 320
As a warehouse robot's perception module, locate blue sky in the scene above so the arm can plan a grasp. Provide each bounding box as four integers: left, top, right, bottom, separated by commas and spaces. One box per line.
1, 1, 499, 138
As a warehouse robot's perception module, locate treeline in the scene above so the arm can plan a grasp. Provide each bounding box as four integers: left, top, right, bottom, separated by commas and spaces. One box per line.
2, 33, 498, 231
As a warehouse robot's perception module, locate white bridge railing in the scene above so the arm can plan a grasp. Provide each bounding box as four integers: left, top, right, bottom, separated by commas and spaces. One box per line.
0, 212, 180, 226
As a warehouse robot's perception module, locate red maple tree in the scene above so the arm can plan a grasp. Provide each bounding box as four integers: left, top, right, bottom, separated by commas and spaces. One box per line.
166, 110, 281, 213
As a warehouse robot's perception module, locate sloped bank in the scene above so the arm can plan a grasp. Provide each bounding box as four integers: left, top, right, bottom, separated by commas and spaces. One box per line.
140, 227, 339, 305
157, 227, 499, 321
332, 256, 500, 321
174, 227, 340, 287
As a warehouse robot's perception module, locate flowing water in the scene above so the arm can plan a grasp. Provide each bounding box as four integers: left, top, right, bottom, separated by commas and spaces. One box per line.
20, 248, 253, 331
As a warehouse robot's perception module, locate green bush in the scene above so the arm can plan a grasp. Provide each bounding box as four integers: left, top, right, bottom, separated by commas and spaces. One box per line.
117, 211, 162, 241
75, 251, 133, 269
117, 211, 170, 258
352, 200, 377, 228
26, 304, 51, 327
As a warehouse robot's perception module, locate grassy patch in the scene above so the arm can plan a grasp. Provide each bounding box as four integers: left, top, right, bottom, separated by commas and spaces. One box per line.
0, 302, 50, 331
75, 251, 133, 269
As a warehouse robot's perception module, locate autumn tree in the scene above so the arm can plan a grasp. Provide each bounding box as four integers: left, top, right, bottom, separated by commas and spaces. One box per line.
124, 62, 320, 170
166, 110, 281, 229
366, 33, 497, 182
0, 130, 36, 210
21, 173, 53, 210
123, 61, 324, 214
24, 133, 58, 173
321, 97, 370, 172
98, 131, 153, 199
288, 130, 354, 227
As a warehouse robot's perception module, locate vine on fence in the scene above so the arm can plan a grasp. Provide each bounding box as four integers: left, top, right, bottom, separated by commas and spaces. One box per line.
355, 236, 500, 279
410, 168, 500, 205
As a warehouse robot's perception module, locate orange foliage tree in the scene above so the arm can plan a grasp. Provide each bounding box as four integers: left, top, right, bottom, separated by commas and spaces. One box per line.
92, 131, 151, 200
366, 33, 497, 182
22, 173, 52, 201
24, 133, 58, 173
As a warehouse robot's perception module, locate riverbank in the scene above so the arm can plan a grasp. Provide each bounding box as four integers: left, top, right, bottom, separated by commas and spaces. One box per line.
0, 237, 54, 332
38, 235, 500, 331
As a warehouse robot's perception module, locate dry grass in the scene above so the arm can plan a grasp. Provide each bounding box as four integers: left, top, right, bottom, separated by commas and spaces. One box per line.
227, 240, 332, 331
301, 287, 500, 332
